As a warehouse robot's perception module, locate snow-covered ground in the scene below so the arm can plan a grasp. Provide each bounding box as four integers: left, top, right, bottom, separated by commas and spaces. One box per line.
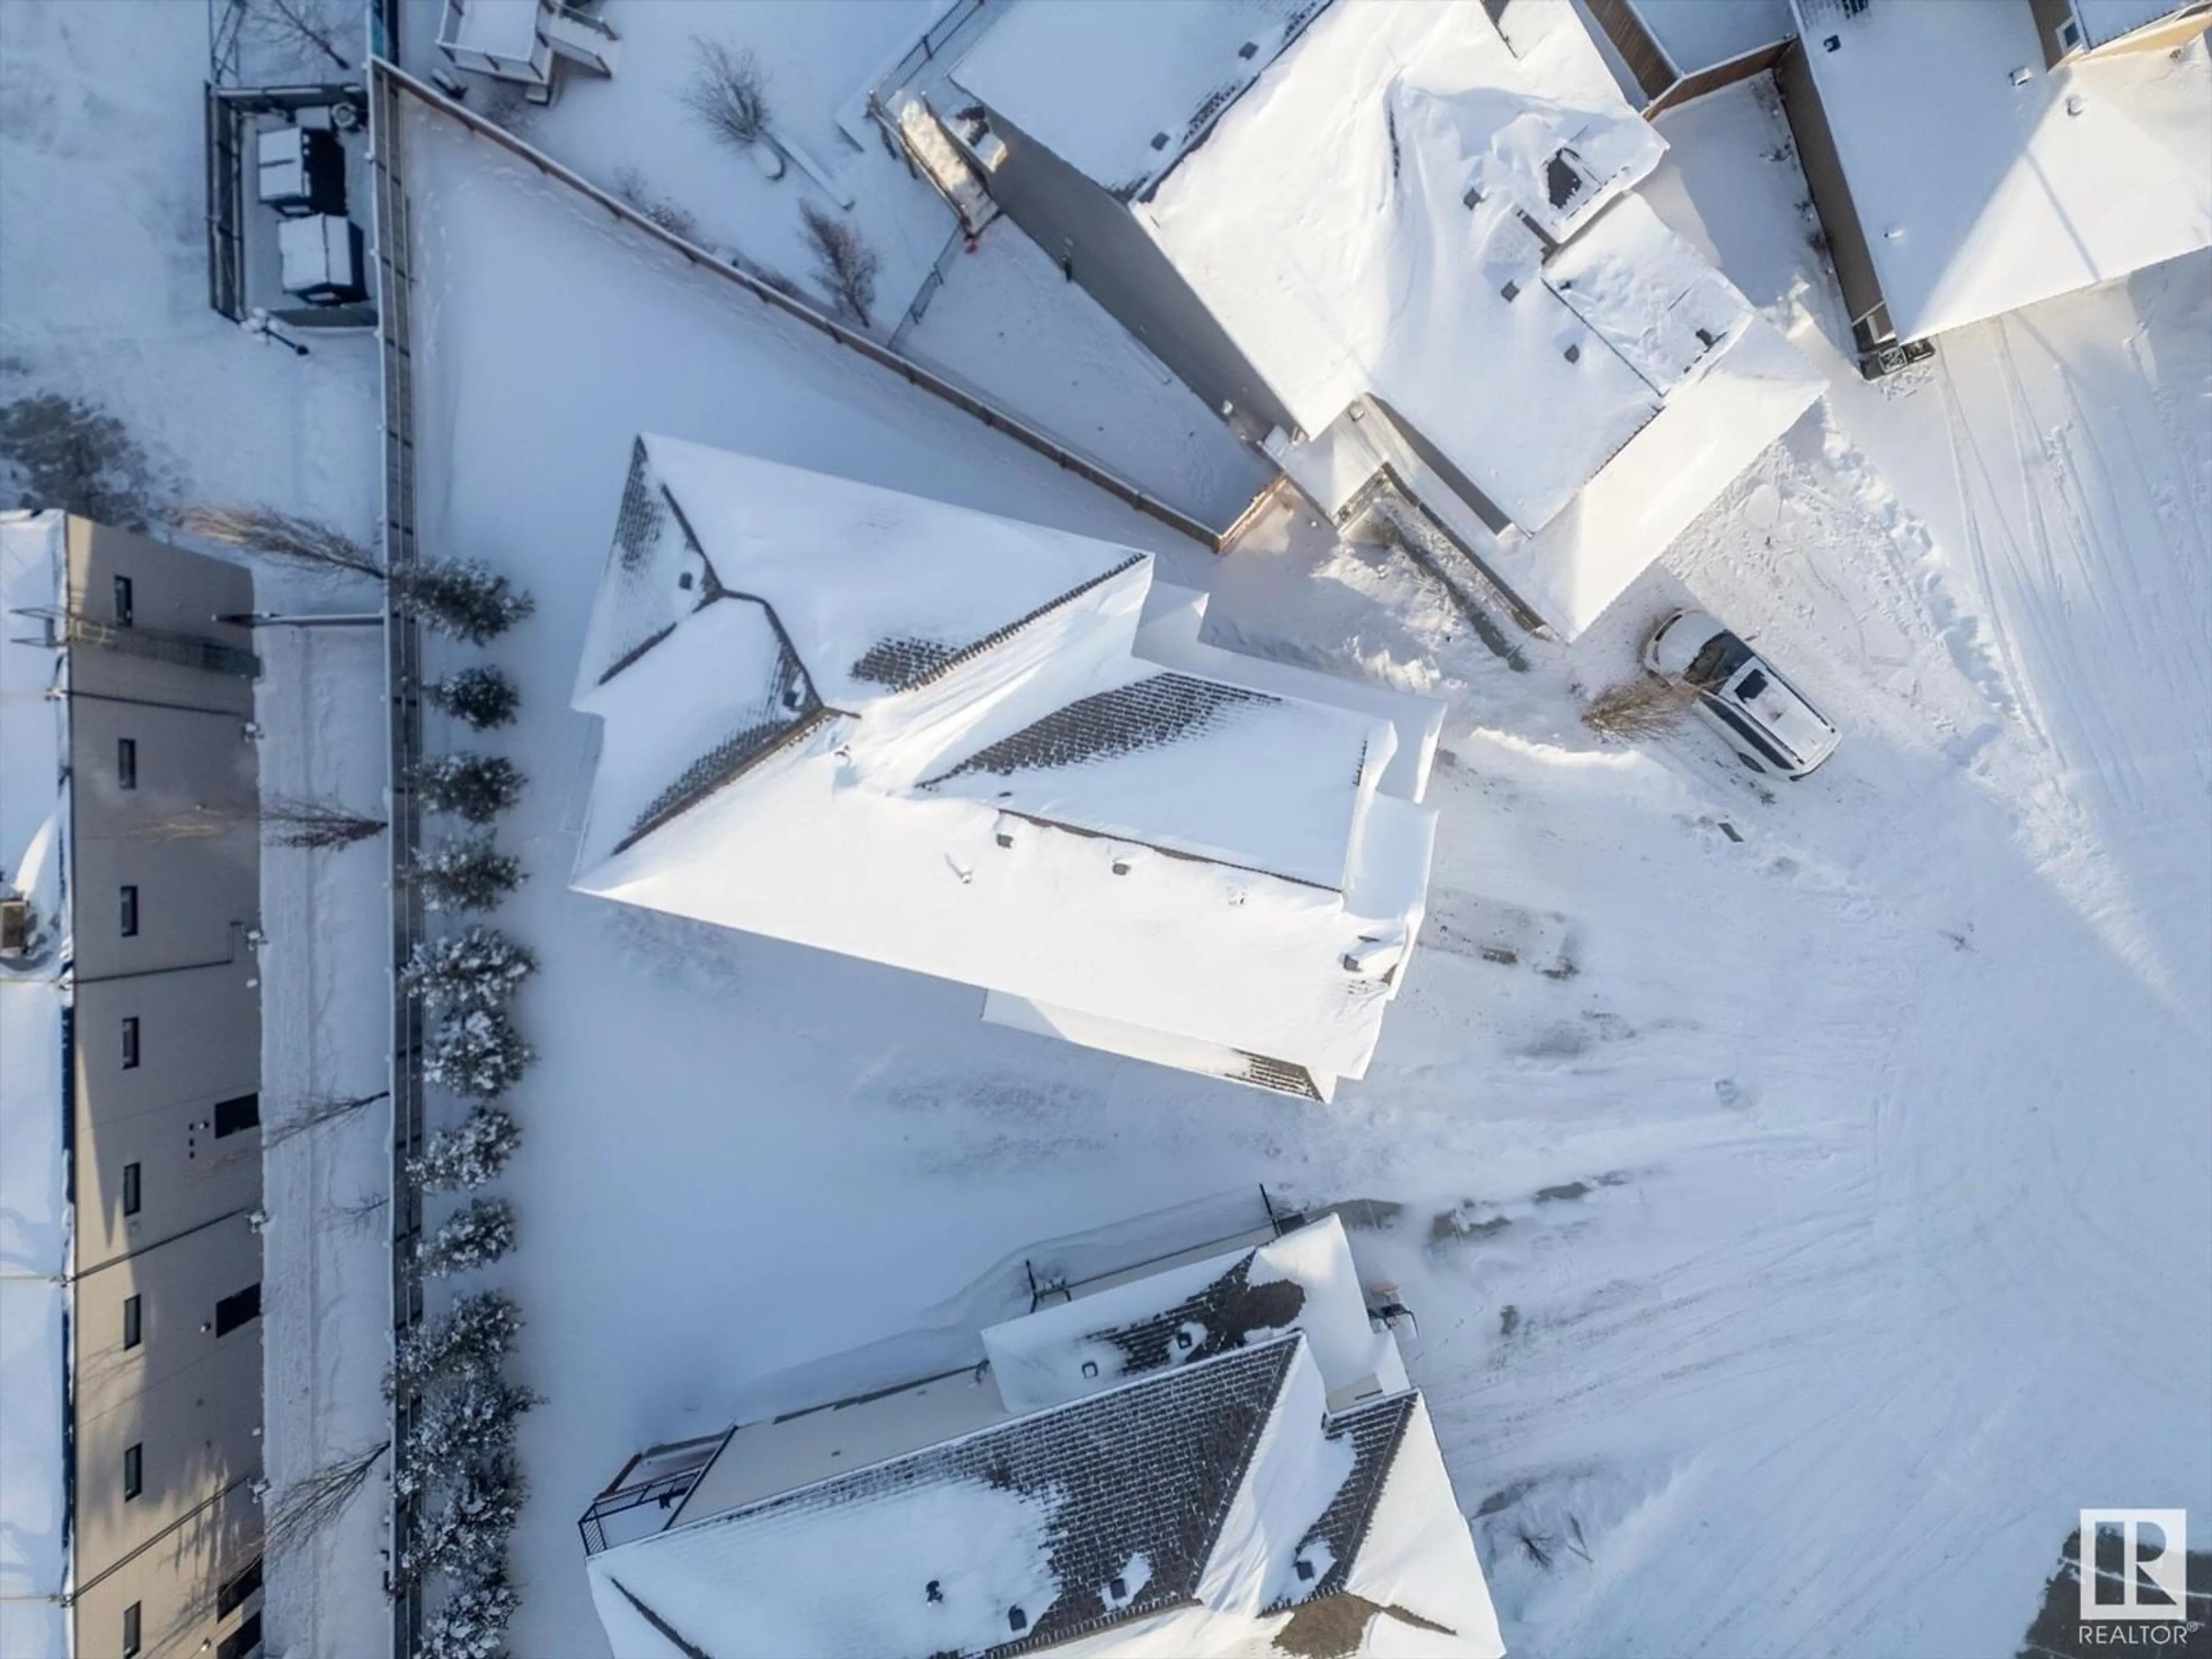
3, 6, 2206, 1656
392, 0, 1271, 529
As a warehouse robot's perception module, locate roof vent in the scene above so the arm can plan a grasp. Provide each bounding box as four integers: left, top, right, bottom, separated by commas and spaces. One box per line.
926, 1581, 943, 1603
1238, 40, 1258, 58
1108, 1575, 1127, 1599
2010, 64, 2033, 85
1564, 343, 1581, 363
1080, 1359, 1099, 1378
1296, 1557, 1316, 1581
1009, 1606, 1029, 1633
1500, 279, 1519, 302
1823, 33, 1840, 50
1150, 131, 1170, 150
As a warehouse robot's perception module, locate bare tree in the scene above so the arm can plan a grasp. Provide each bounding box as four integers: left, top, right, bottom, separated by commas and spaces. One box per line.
242, 0, 353, 71
174, 504, 381, 580
681, 38, 772, 149
800, 202, 880, 328
264, 1441, 388, 1556
267, 796, 387, 850
263, 1089, 388, 1150
1581, 675, 1700, 742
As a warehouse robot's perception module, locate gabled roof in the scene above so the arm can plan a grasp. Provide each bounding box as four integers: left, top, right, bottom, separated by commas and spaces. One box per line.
588, 1336, 1505, 1659
589, 1339, 1305, 1659
569, 440, 1440, 1085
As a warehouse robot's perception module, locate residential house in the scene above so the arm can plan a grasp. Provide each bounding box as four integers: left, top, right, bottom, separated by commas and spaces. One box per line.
902, 0, 1824, 641
567, 437, 1445, 1100
1777, 0, 2211, 359
0, 513, 266, 1659
577, 1210, 1505, 1658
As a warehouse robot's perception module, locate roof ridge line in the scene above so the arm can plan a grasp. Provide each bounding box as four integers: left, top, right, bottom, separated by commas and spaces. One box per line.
632, 1333, 1310, 1548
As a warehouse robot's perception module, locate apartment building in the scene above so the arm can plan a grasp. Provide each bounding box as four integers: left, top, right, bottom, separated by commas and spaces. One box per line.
1, 512, 267, 1659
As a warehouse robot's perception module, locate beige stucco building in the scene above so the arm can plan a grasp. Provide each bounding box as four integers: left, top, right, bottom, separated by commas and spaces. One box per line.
1, 513, 267, 1659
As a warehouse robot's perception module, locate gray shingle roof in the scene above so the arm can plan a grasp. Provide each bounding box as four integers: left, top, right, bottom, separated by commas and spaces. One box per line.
1077, 1249, 1309, 1376
923, 673, 1277, 786
619, 1339, 1303, 1659
1281, 1392, 1418, 1604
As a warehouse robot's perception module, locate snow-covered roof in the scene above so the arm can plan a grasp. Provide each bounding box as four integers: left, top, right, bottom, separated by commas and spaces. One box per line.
950, 0, 1823, 639
983, 1213, 1407, 1414
589, 1335, 1505, 1659
946, 0, 1329, 200
0, 513, 69, 1659
1130, 1, 1668, 507
570, 438, 1441, 1090
1791, 0, 2212, 342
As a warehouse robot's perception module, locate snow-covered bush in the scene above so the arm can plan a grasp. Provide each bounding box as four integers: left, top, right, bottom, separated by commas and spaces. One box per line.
411, 835, 525, 914
417, 1196, 518, 1278
400, 1457, 524, 1585
412, 754, 525, 824
396, 1373, 540, 1498
410, 1105, 522, 1192
400, 926, 537, 1012
421, 1577, 520, 1659
394, 559, 535, 645
425, 665, 520, 730
423, 1008, 533, 1100
387, 1291, 522, 1398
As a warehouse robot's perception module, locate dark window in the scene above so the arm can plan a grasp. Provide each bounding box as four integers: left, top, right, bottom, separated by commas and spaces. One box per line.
214, 1283, 261, 1337
116, 737, 137, 790
123, 1442, 142, 1500
1545, 149, 1586, 210
120, 1016, 140, 1069
119, 884, 138, 937
213, 1093, 260, 1138
1685, 632, 1754, 690
113, 575, 134, 627
217, 1556, 262, 1617
1736, 669, 1771, 703
122, 1161, 142, 1216
123, 1294, 142, 1350
215, 1611, 261, 1659
123, 1601, 142, 1658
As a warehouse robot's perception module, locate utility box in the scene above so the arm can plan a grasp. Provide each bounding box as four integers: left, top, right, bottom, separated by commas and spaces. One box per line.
277, 215, 366, 306
255, 125, 346, 218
